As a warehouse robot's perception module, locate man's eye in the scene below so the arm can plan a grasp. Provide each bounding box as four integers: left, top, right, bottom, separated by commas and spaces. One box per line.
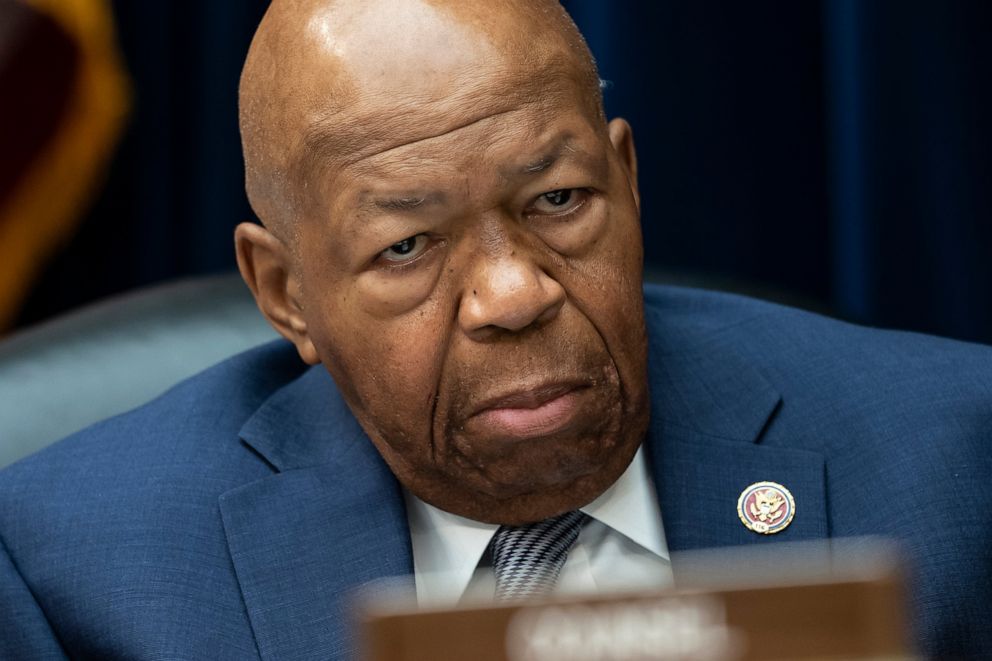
379, 234, 430, 264
529, 188, 586, 215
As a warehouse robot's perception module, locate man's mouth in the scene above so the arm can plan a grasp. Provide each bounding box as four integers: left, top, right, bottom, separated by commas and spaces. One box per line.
467, 382, 590, 438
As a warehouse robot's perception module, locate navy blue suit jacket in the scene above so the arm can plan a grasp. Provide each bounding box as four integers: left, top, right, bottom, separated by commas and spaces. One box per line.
2, 285, 990, 659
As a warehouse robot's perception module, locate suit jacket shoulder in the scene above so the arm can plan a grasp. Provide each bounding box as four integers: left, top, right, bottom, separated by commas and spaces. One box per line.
0, 340, 307, 660
643, 284, 992, 656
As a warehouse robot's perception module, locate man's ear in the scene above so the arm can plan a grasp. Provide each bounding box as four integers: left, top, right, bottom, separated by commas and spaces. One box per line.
235, 222, 320, 365
607, 118, 640, 214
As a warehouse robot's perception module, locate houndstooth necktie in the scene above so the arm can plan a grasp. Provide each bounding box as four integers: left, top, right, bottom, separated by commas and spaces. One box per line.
491, 510, 586, 601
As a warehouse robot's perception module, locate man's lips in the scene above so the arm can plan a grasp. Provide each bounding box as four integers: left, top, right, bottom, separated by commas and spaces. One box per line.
467, 382, 589, 438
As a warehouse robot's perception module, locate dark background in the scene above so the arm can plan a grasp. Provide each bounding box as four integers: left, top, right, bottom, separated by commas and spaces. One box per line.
16, 1, 992, 344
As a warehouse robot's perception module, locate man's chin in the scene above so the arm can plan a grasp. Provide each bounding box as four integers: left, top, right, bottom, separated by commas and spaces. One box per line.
424, 432, 640, 525
446, 457, 635, 526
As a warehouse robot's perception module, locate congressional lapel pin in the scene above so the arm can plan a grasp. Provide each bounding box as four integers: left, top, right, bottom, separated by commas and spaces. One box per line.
737, 481, 795, 534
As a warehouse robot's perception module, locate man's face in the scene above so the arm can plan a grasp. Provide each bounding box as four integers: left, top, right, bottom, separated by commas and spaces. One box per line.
265, 12, 649, 523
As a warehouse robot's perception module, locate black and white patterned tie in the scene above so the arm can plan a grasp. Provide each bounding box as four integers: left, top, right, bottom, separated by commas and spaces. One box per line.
491, 510, 586, 601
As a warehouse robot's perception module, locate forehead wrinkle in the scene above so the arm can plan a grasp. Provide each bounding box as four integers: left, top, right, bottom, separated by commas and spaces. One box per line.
352, 106, 519, 170
297, 56, 582, 179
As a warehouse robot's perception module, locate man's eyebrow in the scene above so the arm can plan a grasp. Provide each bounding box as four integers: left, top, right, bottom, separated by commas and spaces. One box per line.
359, 191, 447, 213
509, 137, 600, 178
522, 155, 556, 174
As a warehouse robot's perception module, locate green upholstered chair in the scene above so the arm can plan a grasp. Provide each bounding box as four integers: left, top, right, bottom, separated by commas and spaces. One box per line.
0, 274, 278, 469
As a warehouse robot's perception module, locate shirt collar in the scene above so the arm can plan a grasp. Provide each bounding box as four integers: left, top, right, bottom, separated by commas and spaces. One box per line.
580, 445, 669, 560
403, 446, 668, 605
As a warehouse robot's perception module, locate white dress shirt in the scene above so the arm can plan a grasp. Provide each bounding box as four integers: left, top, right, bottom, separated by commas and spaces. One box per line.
404, 446, 673, 606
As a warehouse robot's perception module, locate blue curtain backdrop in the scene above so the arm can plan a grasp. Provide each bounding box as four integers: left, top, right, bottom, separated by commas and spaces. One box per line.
563, 0, 992, 342
18, 1, 992, 345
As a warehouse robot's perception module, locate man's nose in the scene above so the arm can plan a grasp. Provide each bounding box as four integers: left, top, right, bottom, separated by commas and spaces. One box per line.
458, 250, 566, 340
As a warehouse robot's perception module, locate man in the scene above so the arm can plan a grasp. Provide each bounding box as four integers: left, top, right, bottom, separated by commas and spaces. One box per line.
1, 1, 990, 659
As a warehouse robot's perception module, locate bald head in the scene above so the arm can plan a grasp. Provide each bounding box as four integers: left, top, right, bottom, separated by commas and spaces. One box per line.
239, 0, 603, 239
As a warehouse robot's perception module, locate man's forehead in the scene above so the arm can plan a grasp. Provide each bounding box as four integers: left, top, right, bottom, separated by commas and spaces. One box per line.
241, 0, 601, 233
306, 0, 500, 86
287, 0, 590, 163
351, 129, 587, 190
300, 67, 580, 175
336, 99, 607, 193
293, 0, 561, 113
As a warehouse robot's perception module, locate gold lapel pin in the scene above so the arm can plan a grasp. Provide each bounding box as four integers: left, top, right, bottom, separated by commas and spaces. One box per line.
737, 481, 795, 534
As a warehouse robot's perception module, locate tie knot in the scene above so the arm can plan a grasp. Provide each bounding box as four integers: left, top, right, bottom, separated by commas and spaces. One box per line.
491, 510, 586, 601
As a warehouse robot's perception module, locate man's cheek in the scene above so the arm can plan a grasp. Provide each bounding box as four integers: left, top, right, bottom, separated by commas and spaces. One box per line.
565, 262, 641, 329
565, 261, 646, 385
354, 267, 446, 318
350, 336, 445, 417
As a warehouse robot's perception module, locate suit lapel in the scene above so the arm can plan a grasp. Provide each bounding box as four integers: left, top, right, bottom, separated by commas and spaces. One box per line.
642, 303, 828, 553
219, 367, 413, 661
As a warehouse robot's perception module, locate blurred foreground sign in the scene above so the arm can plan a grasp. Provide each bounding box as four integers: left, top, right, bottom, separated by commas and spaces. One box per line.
359, 539, 914, 661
